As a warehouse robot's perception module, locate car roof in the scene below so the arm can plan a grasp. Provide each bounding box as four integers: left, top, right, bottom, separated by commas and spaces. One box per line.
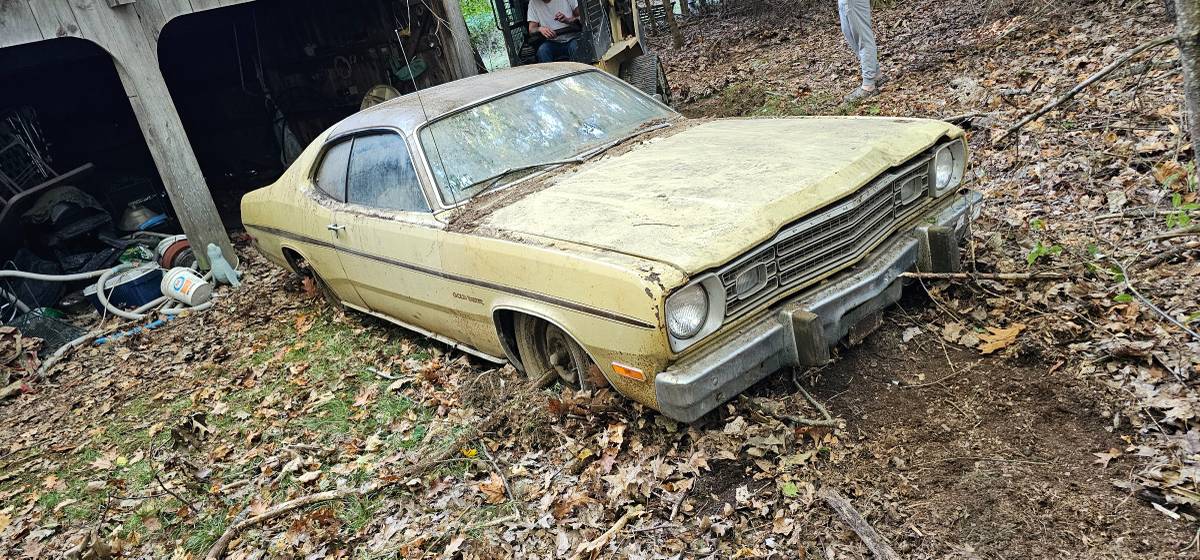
327, 62, 595, 139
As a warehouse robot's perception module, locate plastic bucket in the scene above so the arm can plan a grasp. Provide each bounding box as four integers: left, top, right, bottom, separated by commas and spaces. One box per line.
160, 267, 212, 306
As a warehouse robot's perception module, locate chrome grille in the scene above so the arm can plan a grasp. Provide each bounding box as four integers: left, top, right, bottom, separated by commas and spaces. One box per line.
721, 156, 933, 317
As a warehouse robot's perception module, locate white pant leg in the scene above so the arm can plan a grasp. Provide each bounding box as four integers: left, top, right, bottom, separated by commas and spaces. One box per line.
838, 0, 879, 87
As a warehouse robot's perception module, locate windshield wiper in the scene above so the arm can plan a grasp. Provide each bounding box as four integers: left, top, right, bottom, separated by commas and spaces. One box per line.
470, 157, 586, 197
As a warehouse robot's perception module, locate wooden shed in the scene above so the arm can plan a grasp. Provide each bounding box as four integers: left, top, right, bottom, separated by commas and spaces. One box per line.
0, 0, 478, 268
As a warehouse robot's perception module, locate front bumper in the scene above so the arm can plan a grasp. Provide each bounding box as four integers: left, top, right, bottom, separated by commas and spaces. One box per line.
655, 190, 982, 422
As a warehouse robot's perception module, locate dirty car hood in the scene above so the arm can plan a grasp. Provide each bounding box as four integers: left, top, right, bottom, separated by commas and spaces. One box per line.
478, 117, 959, 275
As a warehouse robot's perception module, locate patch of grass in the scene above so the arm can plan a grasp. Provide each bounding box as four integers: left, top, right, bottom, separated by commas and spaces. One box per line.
38, 491, 66, 509
302, 397, 356, 439
375, 394, 414, 427
183, 514, 229, 555
340, 496, 380, 533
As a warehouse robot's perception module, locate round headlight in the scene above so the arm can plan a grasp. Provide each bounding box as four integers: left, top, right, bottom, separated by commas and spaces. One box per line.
666, 284, 708, 339
932, 140, 965, 194
934, 146, 956, 190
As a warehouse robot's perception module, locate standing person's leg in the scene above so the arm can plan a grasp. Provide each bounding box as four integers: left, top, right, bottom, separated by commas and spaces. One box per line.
839, 0, 880, 101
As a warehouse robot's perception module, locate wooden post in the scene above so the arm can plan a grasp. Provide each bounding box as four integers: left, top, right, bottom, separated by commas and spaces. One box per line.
1176, 0, 1200, 176
64, 2, 236, 270
439, 0, 482, 79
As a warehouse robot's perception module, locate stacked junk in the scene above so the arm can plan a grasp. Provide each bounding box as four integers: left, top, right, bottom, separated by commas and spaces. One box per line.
0, 107, 237, 398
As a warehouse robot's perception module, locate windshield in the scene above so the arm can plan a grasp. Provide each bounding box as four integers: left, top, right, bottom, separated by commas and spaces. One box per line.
419, 71, 675, 204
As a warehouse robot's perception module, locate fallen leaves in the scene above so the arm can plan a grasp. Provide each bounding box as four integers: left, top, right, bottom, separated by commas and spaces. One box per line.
978, 324, 1027, 354
477, 472, 507, 504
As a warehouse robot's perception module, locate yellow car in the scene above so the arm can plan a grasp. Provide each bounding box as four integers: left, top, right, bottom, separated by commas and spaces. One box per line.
242, 62, 980, 422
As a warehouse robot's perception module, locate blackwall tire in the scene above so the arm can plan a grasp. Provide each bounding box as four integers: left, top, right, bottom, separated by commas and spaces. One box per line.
514, 315, 593, 391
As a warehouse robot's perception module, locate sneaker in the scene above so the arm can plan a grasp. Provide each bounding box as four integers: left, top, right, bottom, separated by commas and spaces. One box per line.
843, 85, 878, 104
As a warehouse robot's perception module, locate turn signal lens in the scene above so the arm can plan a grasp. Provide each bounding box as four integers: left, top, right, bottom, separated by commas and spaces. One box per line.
611, 363, 646, 381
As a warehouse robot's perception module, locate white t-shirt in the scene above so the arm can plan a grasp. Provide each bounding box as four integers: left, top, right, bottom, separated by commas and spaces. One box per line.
527, 0, 579, 33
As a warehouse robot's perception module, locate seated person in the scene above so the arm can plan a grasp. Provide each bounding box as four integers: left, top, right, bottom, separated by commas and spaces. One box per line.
527, 0, 581, 63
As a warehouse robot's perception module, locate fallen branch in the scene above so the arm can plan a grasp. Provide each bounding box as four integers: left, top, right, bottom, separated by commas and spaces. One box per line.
205, 400, 518, 560
818, 487, 900, 560
1107, 257, 1200, 344
1136, 240, 1200, 269
1001, 35, 1178, 139
1151, 224, 1200, 241
570, 506, 646, 560
901, 271, 1066, 281
788, 370, 840, 428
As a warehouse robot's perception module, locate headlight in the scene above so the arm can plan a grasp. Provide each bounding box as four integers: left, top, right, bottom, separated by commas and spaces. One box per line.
932, 139, 966, 195
666, 284, 708, 339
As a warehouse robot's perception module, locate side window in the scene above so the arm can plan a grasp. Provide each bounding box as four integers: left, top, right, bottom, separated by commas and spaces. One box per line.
346, 133, 430, 212
314, 140, 351, 201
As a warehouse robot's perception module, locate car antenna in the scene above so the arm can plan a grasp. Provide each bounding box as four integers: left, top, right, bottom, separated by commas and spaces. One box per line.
394, 22, 458, 211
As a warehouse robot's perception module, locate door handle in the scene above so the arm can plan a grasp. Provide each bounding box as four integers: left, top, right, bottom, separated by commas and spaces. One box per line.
326, 223, 346, 232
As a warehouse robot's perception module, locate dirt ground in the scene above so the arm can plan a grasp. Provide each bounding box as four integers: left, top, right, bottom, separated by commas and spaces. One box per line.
3, 0, 1199, 558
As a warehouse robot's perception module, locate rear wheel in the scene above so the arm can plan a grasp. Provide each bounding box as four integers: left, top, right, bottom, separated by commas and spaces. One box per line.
621, 53, 671, 104
514, 315, 594, 391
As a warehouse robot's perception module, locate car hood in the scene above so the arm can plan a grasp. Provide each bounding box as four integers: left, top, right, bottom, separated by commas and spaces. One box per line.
476, 117, 959, 276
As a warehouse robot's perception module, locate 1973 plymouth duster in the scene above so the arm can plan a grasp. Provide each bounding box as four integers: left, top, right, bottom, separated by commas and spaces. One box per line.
242, 62, 980, 422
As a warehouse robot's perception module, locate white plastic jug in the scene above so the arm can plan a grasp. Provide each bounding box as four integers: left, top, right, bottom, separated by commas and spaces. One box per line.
160, 267, 212, 306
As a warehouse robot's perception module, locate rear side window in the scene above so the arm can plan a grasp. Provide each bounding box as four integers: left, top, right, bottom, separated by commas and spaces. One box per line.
314, 140, 351, 201
346, 133, 430, 212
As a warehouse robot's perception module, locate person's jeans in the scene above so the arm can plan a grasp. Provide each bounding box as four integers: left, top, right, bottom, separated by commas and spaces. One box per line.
536, 38, 579, 63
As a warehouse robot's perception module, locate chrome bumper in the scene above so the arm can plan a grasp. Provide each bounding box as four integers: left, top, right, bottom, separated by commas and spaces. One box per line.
655, 190, 982, 422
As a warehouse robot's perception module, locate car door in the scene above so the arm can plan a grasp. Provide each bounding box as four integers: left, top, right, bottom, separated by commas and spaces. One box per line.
297, 137, 366, 308
330, 132, 494, 350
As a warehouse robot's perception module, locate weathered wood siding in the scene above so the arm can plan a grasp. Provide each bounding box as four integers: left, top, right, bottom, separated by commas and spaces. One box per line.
0, 0, 249, 268
0, 0, 478, 269
1, 0, 253, 46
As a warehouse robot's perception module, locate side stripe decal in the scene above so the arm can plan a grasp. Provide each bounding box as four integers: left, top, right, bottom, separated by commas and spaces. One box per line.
245, 223, 657, 329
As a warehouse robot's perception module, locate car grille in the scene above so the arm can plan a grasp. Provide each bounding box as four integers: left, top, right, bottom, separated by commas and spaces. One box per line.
719, 155, 934, 318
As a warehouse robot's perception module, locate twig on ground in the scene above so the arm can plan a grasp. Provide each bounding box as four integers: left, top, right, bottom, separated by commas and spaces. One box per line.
1150, 224, 1200, 241
786, 370, 840, 428
480, 444, 516, 503
1107, 257, 1200, 344
204, 400, 518, 560
1001, 35, 1178, 139
901, 271, 1066, 281
669, 484, 689, 521
149, 443, 198, 513
1136, 240, 1200, 269
367, 366, 396, 380
569, 506, 646, 560
464, 512, 520, 532
819, 487, 900, 560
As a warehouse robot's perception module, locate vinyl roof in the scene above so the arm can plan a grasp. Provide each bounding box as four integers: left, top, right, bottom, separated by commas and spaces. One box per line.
327, 62, 594, 138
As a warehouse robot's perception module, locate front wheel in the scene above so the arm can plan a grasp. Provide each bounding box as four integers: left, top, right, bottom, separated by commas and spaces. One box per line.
514, 315, 594, 391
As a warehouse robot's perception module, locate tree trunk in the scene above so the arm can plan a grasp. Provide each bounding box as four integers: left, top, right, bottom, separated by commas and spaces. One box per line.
1178, 0, 1200, 175
662, 0, 683, 48
645, 1, 660, 34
